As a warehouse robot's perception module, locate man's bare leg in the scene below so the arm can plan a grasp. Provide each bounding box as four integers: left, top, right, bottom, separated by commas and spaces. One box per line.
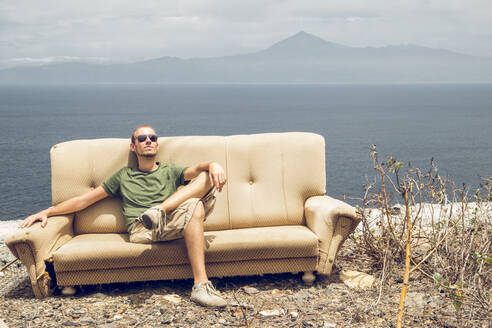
159, 171, 212, 213
183, 201, 208, 283
180, 179, 227, 307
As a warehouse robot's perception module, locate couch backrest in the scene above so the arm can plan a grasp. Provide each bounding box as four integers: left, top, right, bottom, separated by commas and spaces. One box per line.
50, 132, 326, 234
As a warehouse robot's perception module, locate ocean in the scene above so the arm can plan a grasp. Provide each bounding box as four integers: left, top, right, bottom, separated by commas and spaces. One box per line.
0, 84, 491, 221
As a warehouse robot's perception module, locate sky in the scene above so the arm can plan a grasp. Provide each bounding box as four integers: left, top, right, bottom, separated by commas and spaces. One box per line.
1, 0, 491, 68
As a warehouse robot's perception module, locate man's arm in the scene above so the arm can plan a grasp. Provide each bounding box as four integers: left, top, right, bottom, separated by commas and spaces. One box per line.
19, 186, 109, 229
183, 162, 226, 192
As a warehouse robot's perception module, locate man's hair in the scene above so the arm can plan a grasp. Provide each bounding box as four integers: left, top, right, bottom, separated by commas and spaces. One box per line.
131, 124, 155, 143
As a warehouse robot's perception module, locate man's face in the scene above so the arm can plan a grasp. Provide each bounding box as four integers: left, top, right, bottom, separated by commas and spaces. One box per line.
130, 126, 159, 158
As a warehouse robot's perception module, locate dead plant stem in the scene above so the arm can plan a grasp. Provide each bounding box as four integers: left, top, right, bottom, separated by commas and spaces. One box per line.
397, 187, 412, 328
378, 167, 402, 252
410, 216, 460, 274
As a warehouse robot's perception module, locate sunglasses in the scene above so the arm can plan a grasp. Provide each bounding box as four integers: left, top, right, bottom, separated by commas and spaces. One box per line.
136, 134, 158, 143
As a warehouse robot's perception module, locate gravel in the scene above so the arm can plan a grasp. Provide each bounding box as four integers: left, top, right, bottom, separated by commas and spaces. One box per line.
1, 221, 489, 328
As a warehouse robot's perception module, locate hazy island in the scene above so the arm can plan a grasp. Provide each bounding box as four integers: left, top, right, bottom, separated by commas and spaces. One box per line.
1, 31, 492, 84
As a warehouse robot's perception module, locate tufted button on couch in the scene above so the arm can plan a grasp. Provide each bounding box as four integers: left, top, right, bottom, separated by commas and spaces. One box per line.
6, 132, 360, 298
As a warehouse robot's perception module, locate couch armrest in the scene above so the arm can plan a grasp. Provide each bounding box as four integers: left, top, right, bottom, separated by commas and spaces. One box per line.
305, 196, 361, 275
5, 215, 74, 298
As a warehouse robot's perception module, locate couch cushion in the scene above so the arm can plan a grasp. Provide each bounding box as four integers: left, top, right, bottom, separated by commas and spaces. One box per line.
53, 226, 318, 273
226, 133, 326, 228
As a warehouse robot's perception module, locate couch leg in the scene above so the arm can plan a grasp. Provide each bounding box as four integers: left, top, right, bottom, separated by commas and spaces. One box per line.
302, 271, 316, 285
61, 286, 76, 296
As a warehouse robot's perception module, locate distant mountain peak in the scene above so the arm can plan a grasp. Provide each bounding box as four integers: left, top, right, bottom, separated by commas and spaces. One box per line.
292, 30, 319, 39
264, 31, 349, 55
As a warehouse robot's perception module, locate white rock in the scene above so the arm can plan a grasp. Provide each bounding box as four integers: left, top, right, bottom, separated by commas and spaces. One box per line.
289, 311, 299, 319
324, 322, 337, 328
259, 309, 284, 317
339, 270, 375, 289
79, 317, 95, 324
113, 314, 123, 320
162, 294, 181, 304
229, 302, 254, 310
242, 286, 260, 295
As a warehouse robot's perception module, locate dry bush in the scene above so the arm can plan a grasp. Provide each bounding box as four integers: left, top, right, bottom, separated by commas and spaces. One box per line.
353, 145, 491, 325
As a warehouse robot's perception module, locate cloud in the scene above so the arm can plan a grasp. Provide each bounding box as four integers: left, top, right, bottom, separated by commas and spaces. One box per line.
346, 17, 365, 23
0, 56, 120, 69
0, 0, 491, 65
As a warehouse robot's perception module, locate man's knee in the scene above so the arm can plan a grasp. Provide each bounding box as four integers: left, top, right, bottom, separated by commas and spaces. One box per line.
185, 201, 205, 235
192, 201, 205, 220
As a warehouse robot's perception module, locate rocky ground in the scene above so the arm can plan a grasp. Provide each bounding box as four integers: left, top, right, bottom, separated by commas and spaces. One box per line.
0, 222, 489, 328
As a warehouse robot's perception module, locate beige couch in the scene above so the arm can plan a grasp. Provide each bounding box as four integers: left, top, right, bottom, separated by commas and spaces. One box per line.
6, 132, 360, 298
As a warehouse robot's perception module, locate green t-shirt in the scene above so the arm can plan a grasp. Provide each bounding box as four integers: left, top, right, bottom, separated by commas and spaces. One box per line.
102, 163, 188, 232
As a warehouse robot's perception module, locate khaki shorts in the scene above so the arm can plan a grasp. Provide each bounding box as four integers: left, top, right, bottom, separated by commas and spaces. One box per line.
129, 188, 216, 244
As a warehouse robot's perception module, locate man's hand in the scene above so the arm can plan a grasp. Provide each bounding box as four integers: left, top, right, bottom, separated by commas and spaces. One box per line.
183, 162, 227, 191
208, 162, 227, 192
19, 210, 50, 229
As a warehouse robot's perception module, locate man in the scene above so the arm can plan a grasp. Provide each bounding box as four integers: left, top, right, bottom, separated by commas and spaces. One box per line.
20, 125, 228, 307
